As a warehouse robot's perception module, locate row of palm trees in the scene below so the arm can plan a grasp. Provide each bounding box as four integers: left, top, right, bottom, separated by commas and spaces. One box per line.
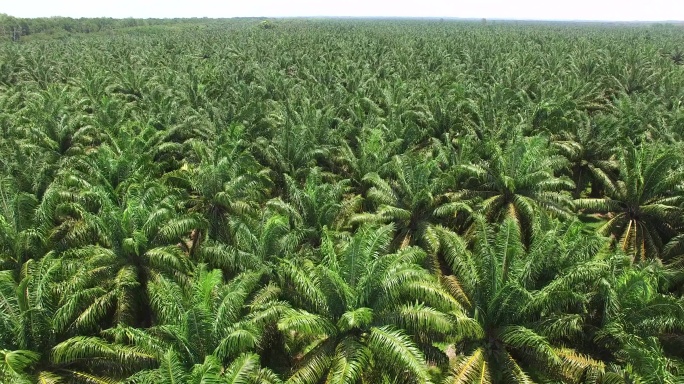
1, 19, 684, 383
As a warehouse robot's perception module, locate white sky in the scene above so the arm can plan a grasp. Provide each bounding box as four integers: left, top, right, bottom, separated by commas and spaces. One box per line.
2, 0, 683, 21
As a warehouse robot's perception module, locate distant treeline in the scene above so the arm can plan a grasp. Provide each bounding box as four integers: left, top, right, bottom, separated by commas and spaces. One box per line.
0, 14, 266, 41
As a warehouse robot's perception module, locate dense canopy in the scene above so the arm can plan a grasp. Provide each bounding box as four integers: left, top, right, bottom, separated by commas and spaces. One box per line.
1, 18, 684, 384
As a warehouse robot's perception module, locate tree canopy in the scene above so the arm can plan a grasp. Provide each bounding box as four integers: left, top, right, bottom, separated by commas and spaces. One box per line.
1, 18, 684, 384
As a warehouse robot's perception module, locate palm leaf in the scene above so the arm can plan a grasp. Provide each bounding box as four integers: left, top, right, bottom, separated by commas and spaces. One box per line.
326, 339, 370, 384
367, 326, 432, 384
445, 348, 490, 384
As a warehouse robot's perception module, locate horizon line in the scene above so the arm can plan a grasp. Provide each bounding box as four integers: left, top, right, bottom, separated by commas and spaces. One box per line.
3, 14, 684, 23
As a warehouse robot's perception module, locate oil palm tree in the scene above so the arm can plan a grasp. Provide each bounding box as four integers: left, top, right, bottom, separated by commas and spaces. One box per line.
576, 145, 684, 261
277, 224, 457, 383
460, 136, 575, 246
333, 126, 402, 191
48, 181, 203, 331
0, 257, 60, 382
353, 154, 470, 248
252, 101, 331, 194
167, 123, 271, 244
267, 167, 360, 250
12, 85, 101, 197
593, 259, 684, 383
0, 179, 44, 275
0, 257, 154, 383
425, 218, 620, 383
144, 265, 286, 363
111, 264, 286, 383
190, 207, 297, 281
550, 114, 620, 198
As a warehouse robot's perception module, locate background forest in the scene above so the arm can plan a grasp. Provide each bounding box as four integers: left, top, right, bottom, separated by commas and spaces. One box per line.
1, 18, 684, 383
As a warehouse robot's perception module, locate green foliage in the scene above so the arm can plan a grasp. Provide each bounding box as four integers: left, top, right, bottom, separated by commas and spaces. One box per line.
576, 144, 684, 261
276, 224, 448, 382
1, 18, 684, 384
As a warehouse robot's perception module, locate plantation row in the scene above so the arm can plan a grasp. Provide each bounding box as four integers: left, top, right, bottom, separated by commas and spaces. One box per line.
1, 19, 684, 383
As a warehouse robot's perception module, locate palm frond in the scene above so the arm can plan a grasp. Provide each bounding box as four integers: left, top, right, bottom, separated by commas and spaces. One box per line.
444, 348, 490, 384
367, 326, 432, 384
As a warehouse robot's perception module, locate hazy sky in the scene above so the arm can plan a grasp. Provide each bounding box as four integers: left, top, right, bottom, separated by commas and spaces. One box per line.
3, 0, 683, 21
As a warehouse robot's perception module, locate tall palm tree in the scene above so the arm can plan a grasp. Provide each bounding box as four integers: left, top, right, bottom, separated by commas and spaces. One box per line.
0, 257, 154, 383
167, 123, 270, 244
593, 259, 684, 383
11, 84, 101, 197
550, 114, 620, 198
425, 218, 620, 383
112, 264, 286, 383
576, 145, 684, 261
48, 181, 203, 331
353, 154, 470, 248
277, 224, 457, 383
252, 101, 331, 194
267, 167, 360, 250
189, 207, 296, 280
0, 257, 59, 383
145, 265, 286, 363
0, 179, 44, 275
592, 252, 684, 383
332, 126, 402, 191
460, 136, 575, 246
